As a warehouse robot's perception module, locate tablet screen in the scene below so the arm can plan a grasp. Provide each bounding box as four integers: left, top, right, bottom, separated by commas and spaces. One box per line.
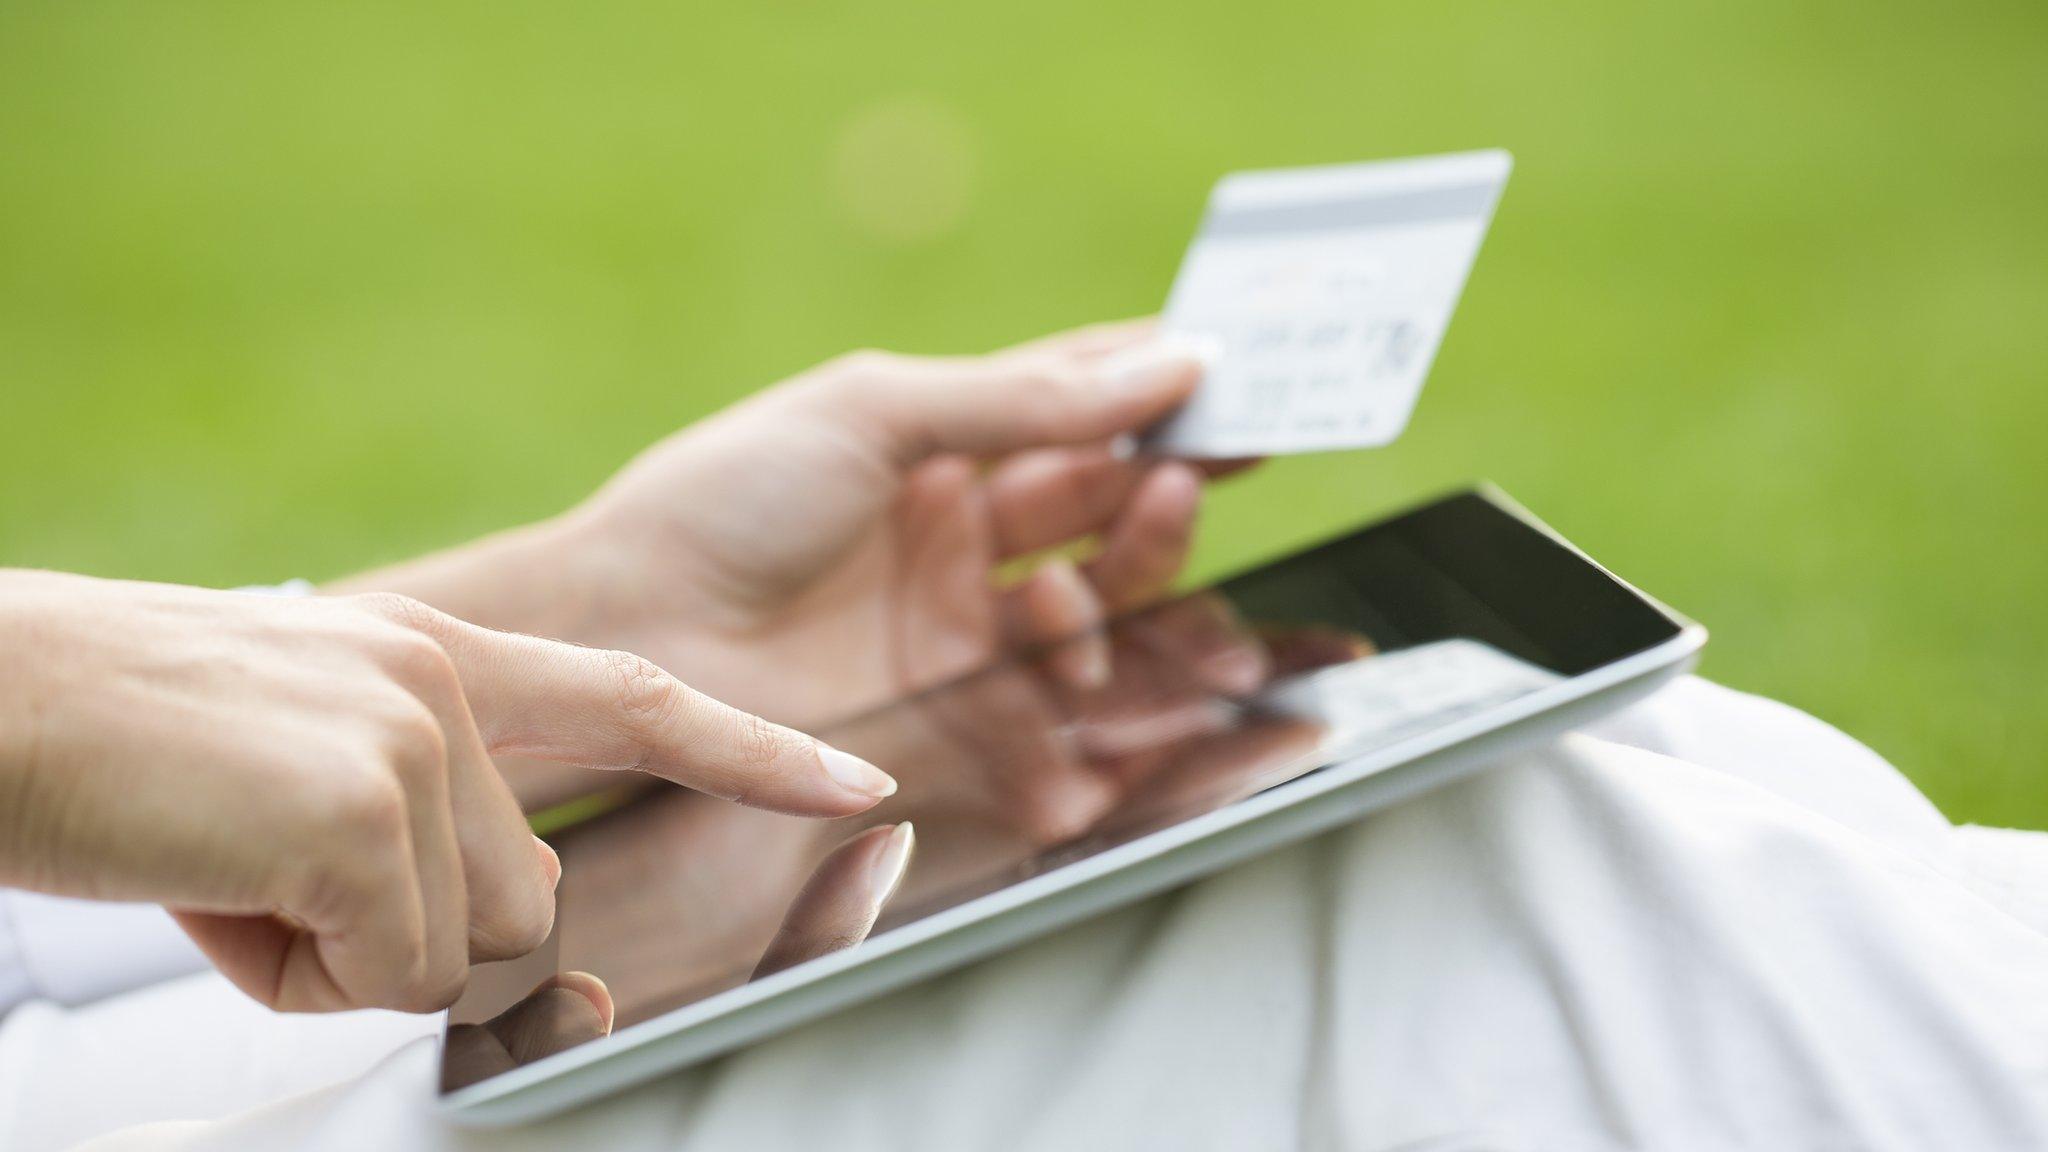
441, 490, 1683, 1090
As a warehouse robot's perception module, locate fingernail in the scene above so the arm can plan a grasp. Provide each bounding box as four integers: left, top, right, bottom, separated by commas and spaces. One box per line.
534, 837, 562, 889
1075, 638, 1112, 689
818, 745, 898, 800
1201, 646, 1269, 696
1036, 557, 1100, 632
1053, 635, 1112, 690
537, 971, 615, 1033
868, 823, 915, 907
1099, 341, 1206, 399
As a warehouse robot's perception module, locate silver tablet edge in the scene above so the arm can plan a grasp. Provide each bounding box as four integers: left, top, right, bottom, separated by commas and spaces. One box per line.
441, 625, 1705, 1126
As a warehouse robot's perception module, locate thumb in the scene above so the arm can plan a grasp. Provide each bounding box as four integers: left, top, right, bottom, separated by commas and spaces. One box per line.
811, 341, 1204, 465
381, 602, 896, 818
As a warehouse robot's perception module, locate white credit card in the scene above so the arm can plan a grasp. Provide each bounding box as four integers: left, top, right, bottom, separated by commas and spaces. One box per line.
1143, 150, 1511, 458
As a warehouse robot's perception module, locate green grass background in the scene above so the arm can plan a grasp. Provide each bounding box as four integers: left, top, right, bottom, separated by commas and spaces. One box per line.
3, 0, 2044, 826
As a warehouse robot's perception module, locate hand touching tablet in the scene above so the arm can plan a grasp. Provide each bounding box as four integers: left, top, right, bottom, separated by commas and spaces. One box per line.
0, 572, 894, 1013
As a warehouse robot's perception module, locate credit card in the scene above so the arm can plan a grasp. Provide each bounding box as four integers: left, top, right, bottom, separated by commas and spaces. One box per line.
1143, 150, 1511, 458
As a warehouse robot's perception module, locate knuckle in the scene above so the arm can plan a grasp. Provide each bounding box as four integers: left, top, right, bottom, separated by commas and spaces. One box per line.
478, 894, 556, 960
380, 629, 462, 695
604, 649, 675, 719
827, 347, 900, 384
327, 768, 410, 842
401, 967, 469, 1014
809, 351, 895, 417
285, 855, 359, 927
602, 650, 683, 761
379, 701, 449, 786
1007, 361, 1088, 436
710, 711, 797, 808
1049, 457, 1107, 510
349, 591, 442, 634
1040, 361, 1093, 401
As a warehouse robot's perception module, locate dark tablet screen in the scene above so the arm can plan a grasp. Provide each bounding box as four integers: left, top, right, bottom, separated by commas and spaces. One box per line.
442, 489, 1686, 1091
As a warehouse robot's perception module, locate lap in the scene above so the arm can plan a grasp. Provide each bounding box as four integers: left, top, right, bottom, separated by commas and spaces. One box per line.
25, 679, 2048, 1151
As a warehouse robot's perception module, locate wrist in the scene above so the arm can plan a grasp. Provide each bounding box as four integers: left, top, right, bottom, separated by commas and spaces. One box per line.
324, 514, 610, 641
0, 573, 63, 888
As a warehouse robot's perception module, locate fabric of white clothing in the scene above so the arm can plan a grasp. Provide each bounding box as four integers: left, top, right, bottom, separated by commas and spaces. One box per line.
0, 976, 439, 1151
4, 677, 2046, 1151
0, 898, 31, 1014
0, 894, 209, 1014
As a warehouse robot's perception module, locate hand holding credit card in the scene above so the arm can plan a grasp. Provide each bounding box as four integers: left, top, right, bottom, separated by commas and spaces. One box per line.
1143, 150, 1512, 458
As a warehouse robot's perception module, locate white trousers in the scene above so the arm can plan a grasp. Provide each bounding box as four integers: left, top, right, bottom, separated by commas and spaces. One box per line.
7, 678, 2047, 1152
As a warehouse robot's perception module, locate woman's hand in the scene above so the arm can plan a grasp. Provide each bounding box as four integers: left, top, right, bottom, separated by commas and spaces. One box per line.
340, 320, 1234, 740
0, 570, 895, 1013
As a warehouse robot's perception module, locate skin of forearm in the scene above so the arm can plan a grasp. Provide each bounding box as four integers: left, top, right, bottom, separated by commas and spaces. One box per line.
0, 572, 70, 887
323, 514, 606, 641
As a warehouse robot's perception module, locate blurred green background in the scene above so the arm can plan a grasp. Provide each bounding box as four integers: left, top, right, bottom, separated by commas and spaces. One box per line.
2, 1, 2043, 825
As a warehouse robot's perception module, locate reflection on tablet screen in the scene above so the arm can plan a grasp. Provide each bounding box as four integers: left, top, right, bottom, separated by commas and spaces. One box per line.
443, 494, 1675, 1090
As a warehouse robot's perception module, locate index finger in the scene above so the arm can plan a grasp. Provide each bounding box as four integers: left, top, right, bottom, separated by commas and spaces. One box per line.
998, 317, 1159, 362
376, 601, 897, 819
810, 342, 1202, 466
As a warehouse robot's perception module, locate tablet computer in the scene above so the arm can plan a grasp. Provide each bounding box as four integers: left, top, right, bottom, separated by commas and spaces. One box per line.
438, 486, 1704, 1124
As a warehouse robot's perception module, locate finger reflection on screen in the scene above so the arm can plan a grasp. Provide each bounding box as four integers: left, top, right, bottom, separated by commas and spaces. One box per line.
446, 592, 1391, 1085
443, 825, 918, 1091
443, 972, 614, 1091
754, 822, 916, 979
443, 494, 1650, 1096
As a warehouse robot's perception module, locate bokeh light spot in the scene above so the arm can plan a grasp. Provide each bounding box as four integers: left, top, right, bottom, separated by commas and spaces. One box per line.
829, 95, 977, 244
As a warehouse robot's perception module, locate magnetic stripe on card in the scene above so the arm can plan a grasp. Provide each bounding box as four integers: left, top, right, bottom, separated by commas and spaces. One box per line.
1200, 181, 1500, 239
